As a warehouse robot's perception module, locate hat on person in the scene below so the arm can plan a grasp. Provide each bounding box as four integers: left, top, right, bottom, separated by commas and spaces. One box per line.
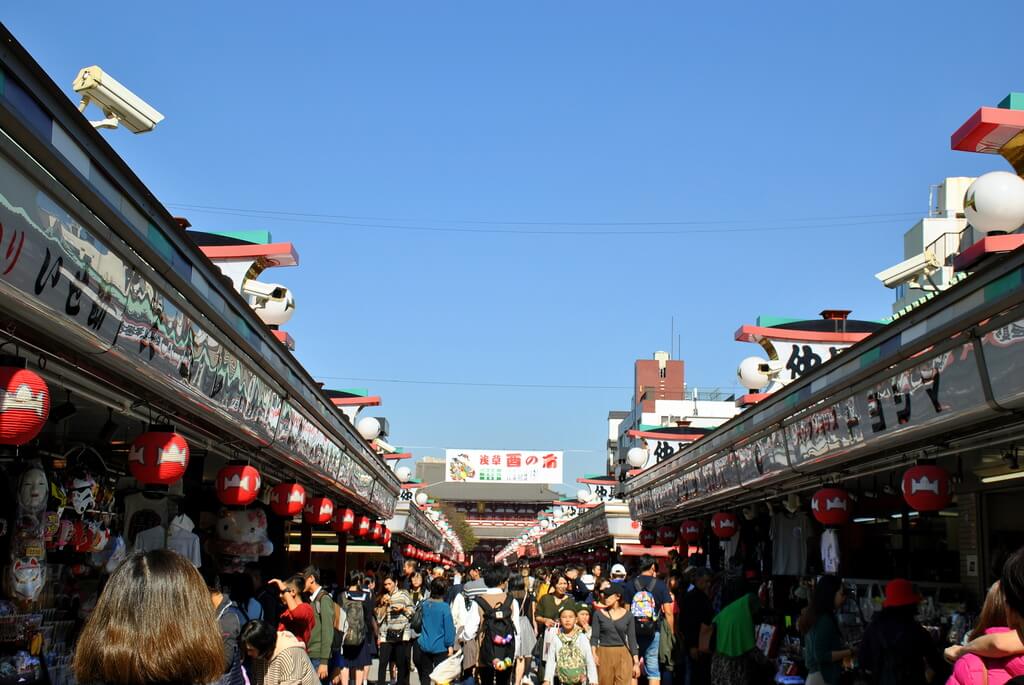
603, 583, 625, 599
882, 578, 922, 608
581, 574, 596, 591
610, 563, 627, 577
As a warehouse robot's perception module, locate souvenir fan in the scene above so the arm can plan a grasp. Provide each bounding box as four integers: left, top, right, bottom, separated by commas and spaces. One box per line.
103, 535, 127, 573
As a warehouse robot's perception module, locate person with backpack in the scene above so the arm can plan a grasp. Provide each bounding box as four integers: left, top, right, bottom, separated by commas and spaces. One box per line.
624, 556, 674, 685
203, 569, 247, 685
302, 566, 336, 682
377, 576, 414, 685
464, 565, 520, 685
414, 578, 456, 685
799, 576, 853, 685
541, 607, 597, 685
857, 578, 946, 685
591, 584, 640, 685
331, 571, 374, 685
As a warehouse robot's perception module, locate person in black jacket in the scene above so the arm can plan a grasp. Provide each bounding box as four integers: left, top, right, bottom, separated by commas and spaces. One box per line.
204, 569, 247, 685
858, 579, 947, 685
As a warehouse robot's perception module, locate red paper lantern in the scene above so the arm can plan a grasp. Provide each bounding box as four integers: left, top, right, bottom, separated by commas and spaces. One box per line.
402, 544, 415, 557
902, 465, 953, 512
595, 547, 610, 562
811, 488, 852, 526
657, 524, 678, 546
304, 496, 333, 525
711, 512, 738, 539
639, 528, 656, 547
0, 366, 49, 445
371, 522, 384, 541
383, 528, 391, 546
269, 483, 306, 517
355, 515, 371, 537
332, 507, 355, 533
129, 429, 189, 487
679, 519, 703, 544
216, 465, 261, 506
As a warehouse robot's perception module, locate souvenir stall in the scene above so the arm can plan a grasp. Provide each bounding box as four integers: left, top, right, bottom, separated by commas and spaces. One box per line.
625, 232, 1024, 681
0, 28, 399, 685
536, 502, 641, 570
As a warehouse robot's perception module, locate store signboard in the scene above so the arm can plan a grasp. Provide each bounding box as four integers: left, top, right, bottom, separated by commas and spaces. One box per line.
444, 449, 563, 483
0, 150, 395, 516
981, 317, 1024, 409
785, 397, 864, 468
735, 429, 789, 487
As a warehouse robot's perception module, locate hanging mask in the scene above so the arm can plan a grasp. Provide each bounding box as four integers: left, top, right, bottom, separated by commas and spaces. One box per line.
55, 520, 74, 550
69, 477, 96, 516
9, 557, 45, 603
17, 466, 47, 515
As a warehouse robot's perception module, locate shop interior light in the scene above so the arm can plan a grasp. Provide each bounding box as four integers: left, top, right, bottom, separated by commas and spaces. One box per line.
981, 471, 1024, 484
890, 512, 921, 519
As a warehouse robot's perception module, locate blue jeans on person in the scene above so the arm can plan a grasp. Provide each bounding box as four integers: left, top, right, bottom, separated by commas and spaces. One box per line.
640, 631, 661, 681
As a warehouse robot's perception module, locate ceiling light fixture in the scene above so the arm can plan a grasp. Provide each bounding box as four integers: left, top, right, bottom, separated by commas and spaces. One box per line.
982, 471, 1024, 484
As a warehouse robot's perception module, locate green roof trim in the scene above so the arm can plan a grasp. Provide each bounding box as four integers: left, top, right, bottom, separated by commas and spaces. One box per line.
755, 316, 804, 327
339, 388, 370, 396
206, 230, 273, 245
999, 93, 1024, 111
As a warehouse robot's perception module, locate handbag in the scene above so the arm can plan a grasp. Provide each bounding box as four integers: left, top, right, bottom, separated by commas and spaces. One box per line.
429, 650, 463, 684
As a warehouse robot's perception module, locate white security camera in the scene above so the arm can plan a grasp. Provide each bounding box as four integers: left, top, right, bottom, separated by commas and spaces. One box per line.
874, 250, 941, 289
73, 66, 164, 133
241, 279, 295, 326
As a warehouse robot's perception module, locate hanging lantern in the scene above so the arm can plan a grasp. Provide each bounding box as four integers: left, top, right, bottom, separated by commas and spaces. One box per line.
371, 522, 384, 541
403, 544, 415, 558
639, 528, 656, 547
355, 515, 371, 538
269, 482, 306, 517
811, 487, 852, 526
711, 512, 738, 539
383, 528, 391, 546
304, 496, 333, 525
0, 364, 49, 445
657, 524, 678, 546
129, 428, 189, 487
595, 547, 610, 562
679, 519, 703, 544
215, 464, 262, 506
332, 507, 355, 533
902, 465, 953, 512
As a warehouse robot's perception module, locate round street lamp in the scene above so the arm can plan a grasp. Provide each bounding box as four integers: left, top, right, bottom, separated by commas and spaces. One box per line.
627, 447, 649, 468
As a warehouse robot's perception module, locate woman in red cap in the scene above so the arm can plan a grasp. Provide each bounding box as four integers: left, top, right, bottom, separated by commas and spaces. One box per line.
858, 578, 947, 685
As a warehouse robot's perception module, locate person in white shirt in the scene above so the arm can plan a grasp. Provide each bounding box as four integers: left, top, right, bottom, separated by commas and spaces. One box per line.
460, 566, 521, 685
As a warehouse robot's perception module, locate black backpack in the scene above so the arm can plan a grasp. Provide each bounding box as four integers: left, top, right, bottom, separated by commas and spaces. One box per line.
476, 595, 516, 668
877, 628, 920, 685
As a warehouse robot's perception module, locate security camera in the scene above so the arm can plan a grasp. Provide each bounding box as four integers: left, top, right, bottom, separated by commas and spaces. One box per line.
73, 66, 164, 133
241, 279, 295, 327
874, 250, 941, 289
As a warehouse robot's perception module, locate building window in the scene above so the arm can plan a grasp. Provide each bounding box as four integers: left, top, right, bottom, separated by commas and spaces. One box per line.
659, 367, 667, 379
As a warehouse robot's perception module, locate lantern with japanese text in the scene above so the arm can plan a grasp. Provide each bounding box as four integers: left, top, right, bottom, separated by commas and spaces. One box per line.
355, 515, 371, 538
811, 488, 852, 526
679, 519, 702, 544
657, 525, 678, 546
371, 522, 384, 541
216, 465, 261, 506
902, 465, 953, 512
595, 547, 610, 562
332, 507, 355, 533
711, 512, 738, 540
639, 528, 656, 547
129, 428, 189, 487
403, 544, 415, 558
269, 483, 306, 517
383, 528, 391, 546
0, 364, 49, 445
303, 497, 333, 525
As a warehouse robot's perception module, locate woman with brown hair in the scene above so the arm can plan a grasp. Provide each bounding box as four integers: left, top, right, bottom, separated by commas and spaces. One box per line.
73, 549, 225, 685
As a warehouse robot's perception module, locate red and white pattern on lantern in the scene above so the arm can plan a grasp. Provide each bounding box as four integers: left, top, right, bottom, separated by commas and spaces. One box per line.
679, 519, 702, 544
129, 431, 189, 486
902, 465, 953, 512
303, 497, 333, 524
269, 483, 306, 517
0, 368, 49, 445
811, 488, 851, 526
216, 465, 262, 506
332, 508, 355, 533
711, 512, 738, 539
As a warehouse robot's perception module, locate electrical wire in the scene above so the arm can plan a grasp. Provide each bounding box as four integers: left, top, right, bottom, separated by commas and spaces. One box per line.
317, 373, 744, 393
167, 203, 920, 236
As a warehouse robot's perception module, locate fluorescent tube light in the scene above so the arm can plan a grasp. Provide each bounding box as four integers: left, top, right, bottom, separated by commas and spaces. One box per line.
981, 471, 1024, 484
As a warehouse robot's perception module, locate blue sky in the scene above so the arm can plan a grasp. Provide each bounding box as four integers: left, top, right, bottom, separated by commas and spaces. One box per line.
5, 2, 1022, 495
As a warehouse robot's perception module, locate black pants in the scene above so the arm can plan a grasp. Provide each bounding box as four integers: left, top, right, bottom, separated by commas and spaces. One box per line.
412, 644, 447, 685
475, 666, 511, 685
377, 641, 411, 685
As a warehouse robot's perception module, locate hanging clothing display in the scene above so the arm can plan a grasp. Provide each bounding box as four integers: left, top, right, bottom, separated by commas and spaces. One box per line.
133, 524, 167, 553
770, 512, 809, 576
821, 529, 840, 575
167, 514, 202, 567
123, 492, 170, 544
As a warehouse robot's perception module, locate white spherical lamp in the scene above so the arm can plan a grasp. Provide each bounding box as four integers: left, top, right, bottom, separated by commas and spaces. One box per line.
737, 356, 772, 391
414, 491, 429, 506
627, 447, 649, 468
965, 171, 1024, 234
356, 416, 382, 441
394, 465, 412, 483
540, 518, 552, 529
577, 488, 593, 503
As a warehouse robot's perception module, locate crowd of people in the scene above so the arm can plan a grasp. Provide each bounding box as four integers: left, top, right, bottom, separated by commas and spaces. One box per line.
68, 546, 1024, 685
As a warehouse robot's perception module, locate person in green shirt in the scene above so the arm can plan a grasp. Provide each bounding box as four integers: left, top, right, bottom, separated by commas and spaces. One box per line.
710, 580, 761, 685
800, 575, 854, 685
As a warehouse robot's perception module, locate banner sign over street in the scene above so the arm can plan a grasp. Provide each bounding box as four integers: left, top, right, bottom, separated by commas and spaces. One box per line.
445, 449, 563, 484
